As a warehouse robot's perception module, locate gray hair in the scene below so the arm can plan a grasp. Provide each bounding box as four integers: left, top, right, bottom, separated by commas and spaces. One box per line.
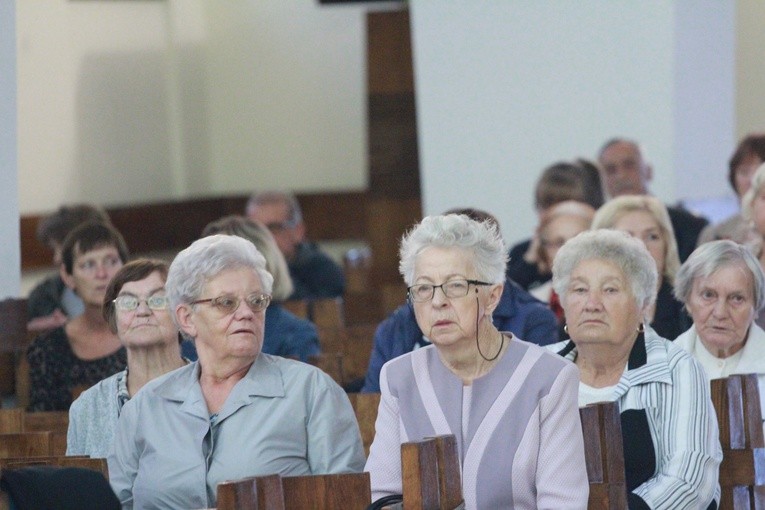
245, 191, 303, 226
673, 240, 765, 312
741, 162, 765, 221
202, 216, 293, 302
552, 229, 658, 310
399, 214, 507, 286
166, 235, 274, 325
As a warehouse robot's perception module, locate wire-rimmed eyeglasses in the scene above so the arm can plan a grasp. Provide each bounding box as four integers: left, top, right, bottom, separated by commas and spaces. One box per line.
113, 295, 169, 311
191, 293, 272, 314
407, 279, 491, 303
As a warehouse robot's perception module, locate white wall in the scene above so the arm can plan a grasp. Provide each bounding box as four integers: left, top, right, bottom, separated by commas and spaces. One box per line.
17, 0, 369, 215
410, 1, 735, 245
0, 0, 20, 298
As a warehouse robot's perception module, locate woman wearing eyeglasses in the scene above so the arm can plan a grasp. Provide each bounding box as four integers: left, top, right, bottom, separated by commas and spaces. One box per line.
109, 235, 365, 510
364, 214, 588, 509
66, 258, 186, 457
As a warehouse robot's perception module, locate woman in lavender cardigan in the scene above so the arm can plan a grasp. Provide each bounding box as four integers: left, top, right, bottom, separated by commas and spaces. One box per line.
364, 214, 588, 509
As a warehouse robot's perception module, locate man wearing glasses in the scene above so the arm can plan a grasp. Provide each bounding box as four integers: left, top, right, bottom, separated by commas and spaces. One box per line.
246, 191, 345, 300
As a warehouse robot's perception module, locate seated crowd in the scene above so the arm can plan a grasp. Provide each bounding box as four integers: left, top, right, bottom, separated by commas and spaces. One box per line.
10, 133, 765, 509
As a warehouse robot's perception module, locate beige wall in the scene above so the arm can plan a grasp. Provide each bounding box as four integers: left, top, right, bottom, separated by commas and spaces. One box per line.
736, 0, 765, 138
17, 0, 370, 216
16, 1, 763, 219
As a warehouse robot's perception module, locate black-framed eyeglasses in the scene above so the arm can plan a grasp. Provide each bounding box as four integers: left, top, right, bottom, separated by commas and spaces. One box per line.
191, 293, 272, 314
407, 279, 491, 303
113, 295, 169, 311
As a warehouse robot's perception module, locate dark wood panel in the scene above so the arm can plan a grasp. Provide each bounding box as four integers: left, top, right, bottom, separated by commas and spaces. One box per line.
367, 10, 414, 96
21, 191, 370, 271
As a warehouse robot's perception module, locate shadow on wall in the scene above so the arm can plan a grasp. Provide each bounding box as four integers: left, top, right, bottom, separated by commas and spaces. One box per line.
74, 47, 210, 204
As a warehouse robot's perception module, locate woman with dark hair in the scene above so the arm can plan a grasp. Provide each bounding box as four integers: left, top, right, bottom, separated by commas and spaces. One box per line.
27, 222, 129, 411
698, 133, 765, 245
67, 258, 187, 457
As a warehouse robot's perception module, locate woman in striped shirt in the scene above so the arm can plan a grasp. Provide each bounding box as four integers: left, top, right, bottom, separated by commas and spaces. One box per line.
549, 229, 721, 510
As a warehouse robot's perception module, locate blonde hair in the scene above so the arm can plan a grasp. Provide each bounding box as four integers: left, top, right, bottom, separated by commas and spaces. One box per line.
741, 162, 765, 223
591, 195, 679, 285
202, 216, 294, 301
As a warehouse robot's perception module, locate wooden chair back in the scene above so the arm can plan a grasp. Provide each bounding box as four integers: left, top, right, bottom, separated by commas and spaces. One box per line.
400, 434, 463, 510
343, 247, 373, 294
282, 300, 309, 320
311, 298, 345, 329
0, 432, 51, 458
24, 411, 69, 433
342, 324, 377, 385
218, 472, 371, 510
347, 392, 380, 456
579, 402, 628, 510
711, 374, 765, 509
281, 472, 371, 510
0, 409, 24, 434
217, 474, 285, 510
0, 456, 108, 479
0, 298, 28, 397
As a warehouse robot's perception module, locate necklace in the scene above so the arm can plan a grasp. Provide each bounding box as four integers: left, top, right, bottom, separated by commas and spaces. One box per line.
478, 330, 505, 362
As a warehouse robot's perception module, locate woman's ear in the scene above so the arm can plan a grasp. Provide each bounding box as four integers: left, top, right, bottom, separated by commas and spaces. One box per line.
485, 283, 504, 316
60, 264, 75, 291
175, 304, 197, 339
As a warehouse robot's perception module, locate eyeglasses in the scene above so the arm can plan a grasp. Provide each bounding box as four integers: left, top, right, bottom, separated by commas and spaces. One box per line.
113, 295, 169, 311
407, 279, 491, 303
191, 293, 272, 314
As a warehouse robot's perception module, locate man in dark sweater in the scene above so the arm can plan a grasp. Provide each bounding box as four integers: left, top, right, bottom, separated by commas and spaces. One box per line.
597, 137, 708, 261
246, 191, 344, 300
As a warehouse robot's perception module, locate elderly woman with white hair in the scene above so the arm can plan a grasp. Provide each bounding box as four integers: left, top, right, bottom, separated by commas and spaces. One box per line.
674, 240, 765, 435
109, 235, 365, 510
365, 214, 588, 509
591, 195, 690, 340
548, 229, 721, 510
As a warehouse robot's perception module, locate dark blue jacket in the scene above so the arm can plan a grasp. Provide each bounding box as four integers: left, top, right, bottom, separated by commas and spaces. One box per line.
361, 279, 559, 392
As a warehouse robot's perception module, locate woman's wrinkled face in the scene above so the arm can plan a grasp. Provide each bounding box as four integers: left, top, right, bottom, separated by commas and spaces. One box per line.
410, 246, 501, 350
63, 244, 123, 306
115, 271, 177, 349
179, 267, 267, 363
562, 258, 645, 348
685, 263, 755, 358
612, 210, 666, 280
540, 215, 590, 267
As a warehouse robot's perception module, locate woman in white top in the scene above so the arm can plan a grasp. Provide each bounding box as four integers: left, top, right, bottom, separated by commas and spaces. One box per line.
674, 239, 765, 434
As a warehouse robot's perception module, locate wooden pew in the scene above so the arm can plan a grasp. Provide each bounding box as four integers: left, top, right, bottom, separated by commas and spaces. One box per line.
711, 374, 765, 509
23, 410, 69, 433
347, 392, 380, 456
0, 432, 51, 458
400, 434, 463, 510
0, 456, 108, 479
0, 298, 28, 401
217, 474, 285, 510
217, 472, 371, 510
0, 409, 24, 434
579, 402, 628, 510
